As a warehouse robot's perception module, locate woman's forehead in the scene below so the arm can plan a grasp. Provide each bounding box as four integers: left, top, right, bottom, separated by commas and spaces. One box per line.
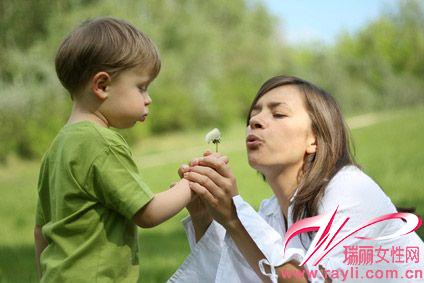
255, 85, 304, 109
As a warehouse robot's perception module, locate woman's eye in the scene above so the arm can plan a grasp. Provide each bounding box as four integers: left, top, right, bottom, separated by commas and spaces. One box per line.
273, 113, 286, 118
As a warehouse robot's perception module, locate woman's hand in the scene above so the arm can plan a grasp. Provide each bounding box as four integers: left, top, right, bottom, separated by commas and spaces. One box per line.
183, 153, 239, 229
179, 151, 229, 219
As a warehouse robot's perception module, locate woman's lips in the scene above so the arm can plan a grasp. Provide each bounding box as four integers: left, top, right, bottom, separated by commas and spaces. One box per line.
246, 134, 263, 149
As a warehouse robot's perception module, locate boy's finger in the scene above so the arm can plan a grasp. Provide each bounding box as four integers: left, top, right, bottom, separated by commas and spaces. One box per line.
198, 156, 231, 178
189, 165, 227, 188
184, 171, 224, 199
203, 150, 212, 157
178, 164, 190, 178
189, 182, 218, 207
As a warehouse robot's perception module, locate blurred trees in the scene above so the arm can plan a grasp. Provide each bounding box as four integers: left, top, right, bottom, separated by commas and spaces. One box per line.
285, 0, 424, 114
0, 0, 423, 162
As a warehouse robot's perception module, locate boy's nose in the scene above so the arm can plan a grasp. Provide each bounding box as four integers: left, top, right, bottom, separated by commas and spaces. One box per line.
144, 93, 152, 105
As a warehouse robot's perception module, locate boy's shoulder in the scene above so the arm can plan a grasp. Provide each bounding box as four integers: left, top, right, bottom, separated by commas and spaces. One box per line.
45, 121, 130, 161
65, 120, 127, 144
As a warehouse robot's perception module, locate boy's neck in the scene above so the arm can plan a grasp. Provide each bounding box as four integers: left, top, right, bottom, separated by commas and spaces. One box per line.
67, 101, 110, 128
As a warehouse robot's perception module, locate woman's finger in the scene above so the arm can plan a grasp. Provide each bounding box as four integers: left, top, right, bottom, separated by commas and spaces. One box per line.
189, 165, 228, 189
203, 151, 229, 164
188, 182, 218, 207
198, 155, 232, 178
184, 171, 225, 199
203, 150, 213, 157
189, 157, 203, 167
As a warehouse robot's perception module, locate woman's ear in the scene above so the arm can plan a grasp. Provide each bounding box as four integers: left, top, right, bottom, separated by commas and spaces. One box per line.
91, 72, 111, 100
306, 133, 317, 154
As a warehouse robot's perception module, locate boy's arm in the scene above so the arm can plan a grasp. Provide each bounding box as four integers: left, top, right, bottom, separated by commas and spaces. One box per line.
34, 224, 48, 279
132, 178, 192, 228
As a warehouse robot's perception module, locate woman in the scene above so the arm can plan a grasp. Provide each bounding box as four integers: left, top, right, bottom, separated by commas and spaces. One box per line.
169, 76, 424, 283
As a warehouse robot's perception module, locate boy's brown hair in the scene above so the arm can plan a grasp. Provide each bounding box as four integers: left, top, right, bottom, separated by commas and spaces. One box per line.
55, 17, 161, 98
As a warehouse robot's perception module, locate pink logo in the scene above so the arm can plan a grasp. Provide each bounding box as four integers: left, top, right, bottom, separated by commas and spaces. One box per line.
283, 206, 422, 266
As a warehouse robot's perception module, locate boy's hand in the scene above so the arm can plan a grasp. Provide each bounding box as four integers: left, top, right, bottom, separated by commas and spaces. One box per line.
179, 164, 207, 218
178, 164, 190, 179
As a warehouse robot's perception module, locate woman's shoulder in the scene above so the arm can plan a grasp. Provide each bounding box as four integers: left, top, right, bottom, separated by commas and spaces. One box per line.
325, 165, 384, 198
319, 165, 396, 215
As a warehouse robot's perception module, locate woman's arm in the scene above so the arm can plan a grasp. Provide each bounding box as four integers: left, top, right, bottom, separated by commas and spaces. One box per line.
276, 262, 309, 283
184, 156, 310, 283
186, 197, 213, 242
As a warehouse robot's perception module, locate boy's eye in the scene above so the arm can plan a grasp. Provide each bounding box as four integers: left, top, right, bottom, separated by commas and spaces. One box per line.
138, 86, 147, 92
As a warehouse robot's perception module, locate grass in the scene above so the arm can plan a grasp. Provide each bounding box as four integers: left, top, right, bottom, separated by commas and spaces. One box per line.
0, 106, 423, 282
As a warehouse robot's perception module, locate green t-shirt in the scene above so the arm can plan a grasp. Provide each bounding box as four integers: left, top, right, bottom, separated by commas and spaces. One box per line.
35, 121, 154, 282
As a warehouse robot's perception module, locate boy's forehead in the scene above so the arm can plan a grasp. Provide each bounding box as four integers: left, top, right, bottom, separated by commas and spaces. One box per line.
132, 64, 155, 80
128, 66, 153, 81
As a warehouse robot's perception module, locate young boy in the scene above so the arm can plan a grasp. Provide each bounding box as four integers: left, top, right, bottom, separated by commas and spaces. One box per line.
34, 17, 192, 282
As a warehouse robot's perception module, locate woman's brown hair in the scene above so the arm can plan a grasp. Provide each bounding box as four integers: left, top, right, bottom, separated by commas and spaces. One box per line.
247, 75, 357, 224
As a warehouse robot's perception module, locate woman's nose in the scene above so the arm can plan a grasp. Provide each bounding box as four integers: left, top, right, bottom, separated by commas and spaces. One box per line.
249, 115, 264, 129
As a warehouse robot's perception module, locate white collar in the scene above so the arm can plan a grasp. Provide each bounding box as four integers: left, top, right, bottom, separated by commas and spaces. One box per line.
262, 195, 280, 216
262, 187, 299, 216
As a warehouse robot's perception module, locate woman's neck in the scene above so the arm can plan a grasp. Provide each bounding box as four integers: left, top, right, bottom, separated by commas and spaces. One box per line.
265, 163, 302, 218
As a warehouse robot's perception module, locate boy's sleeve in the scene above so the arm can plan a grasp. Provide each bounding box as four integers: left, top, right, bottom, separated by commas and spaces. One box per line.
91, 145, 155, 220
35, 198, 46, 226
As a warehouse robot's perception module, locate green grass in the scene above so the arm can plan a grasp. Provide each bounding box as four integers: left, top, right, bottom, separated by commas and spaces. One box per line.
0, 106, 423, 282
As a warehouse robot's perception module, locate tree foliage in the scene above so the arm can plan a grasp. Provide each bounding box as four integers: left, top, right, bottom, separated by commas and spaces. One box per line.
0, 0, 423, 161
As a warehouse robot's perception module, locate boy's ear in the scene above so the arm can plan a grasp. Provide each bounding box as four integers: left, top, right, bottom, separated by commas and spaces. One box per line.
91, 72, 111, 100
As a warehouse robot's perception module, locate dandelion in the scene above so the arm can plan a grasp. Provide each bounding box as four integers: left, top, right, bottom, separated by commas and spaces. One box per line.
205, 128, 221, 152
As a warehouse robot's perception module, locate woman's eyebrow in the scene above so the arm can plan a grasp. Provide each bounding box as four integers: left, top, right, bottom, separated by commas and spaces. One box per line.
267, 102, 290, 110
252, 103, 262, 111
252, 101, 290, 112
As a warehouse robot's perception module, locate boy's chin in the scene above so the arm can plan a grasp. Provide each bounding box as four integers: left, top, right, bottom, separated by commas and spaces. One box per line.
111, 120, 138, 129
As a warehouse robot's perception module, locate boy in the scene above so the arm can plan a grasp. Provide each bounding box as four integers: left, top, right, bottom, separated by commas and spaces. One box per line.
34, 17, 192, 282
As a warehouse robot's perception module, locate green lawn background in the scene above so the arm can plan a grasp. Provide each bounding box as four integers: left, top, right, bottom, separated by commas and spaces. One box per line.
0, 106, 423, 282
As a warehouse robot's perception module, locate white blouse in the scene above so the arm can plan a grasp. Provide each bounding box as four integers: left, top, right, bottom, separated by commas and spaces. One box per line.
168, 165, 424, 282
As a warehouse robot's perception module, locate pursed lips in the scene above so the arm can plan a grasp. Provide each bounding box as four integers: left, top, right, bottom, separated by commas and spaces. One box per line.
246, 133, 263, 148
139, 112, 148, 121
